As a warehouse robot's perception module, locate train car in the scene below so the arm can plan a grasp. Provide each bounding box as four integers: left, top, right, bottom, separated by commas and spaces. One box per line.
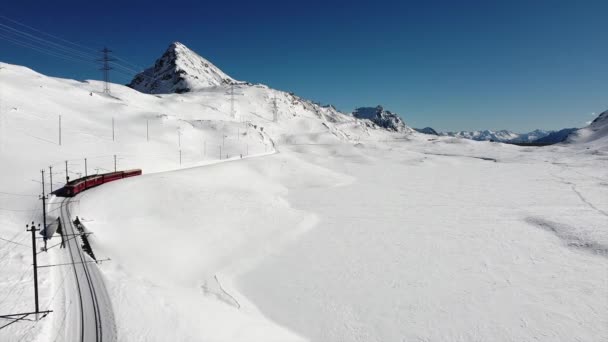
123, 169, 142, 178
56, 169, 142, 197
101, 171, 123, 183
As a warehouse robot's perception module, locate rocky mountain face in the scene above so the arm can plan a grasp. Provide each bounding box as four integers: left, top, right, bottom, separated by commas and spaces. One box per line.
127, 42, 237, 94
352, 106, 411, 132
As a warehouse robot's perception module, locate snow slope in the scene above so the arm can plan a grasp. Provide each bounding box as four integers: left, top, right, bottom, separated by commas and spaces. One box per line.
0, 60, 396, 341
1, 55, 607, 342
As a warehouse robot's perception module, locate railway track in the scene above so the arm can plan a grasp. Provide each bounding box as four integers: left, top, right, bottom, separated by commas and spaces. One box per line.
59, 197, 115, 342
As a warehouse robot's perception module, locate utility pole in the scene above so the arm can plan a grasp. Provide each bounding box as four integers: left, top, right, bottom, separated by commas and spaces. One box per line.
49, 166, 53, 193
40, 170, 47, 251
177, 127, 181, 148
230, 84, 235, 119
219, 146, 222, 160
26, 221, 41, 316
65, 160, 69, 183
99, 47, 115, 95
146, 119, 149, 142
58, 115, 61, 146
0, 220, 52, 323
84, 158, 88, 179
179, 150, 182, 166
114, 154, 117, 172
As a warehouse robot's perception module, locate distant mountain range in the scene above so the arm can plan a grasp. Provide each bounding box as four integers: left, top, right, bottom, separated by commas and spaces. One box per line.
533, 128, 578, 144
413, 127, 439, 135
414, 127, 580, 145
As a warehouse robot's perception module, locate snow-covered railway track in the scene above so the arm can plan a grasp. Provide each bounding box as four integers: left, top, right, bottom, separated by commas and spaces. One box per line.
59, 198, 115, 342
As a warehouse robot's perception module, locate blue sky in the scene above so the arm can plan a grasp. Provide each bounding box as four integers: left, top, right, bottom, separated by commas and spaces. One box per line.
1, 0, 606, 132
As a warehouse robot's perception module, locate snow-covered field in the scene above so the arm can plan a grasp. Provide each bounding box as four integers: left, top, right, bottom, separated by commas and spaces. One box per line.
1, 60, 607, 341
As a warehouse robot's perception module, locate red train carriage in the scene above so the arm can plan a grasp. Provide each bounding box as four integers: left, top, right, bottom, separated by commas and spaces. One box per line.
56, 169, 142, 197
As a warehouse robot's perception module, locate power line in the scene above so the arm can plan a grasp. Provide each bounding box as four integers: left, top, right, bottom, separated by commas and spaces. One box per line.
0, 14, 147, 77
0, 23, 99, 61
0, 33, 98, 67
0, 16, 146, 80
0, 16, 162, 87
0, 15, 99, 54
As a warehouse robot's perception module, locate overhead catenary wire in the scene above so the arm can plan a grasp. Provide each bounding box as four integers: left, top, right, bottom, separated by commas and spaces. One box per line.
0, 236, 30, 248
0, 191, 37, 197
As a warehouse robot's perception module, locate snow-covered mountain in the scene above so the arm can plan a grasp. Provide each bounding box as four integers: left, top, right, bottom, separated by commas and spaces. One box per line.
352, 106, 412, 133
566, 110, 608, 146
126, 43, 414, 139
510, 129, 552, 143
127, 42, 238, 94
533, 128, 577, 144
414, 127, 439, 135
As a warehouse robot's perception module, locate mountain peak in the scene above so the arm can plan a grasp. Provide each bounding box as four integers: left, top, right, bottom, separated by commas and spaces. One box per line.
128, 42, 237, 94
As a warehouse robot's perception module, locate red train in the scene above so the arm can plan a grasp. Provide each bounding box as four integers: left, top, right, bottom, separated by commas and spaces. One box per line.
56, 169, 142, 197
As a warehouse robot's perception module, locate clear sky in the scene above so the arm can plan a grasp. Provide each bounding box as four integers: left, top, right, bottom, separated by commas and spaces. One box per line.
1, 0, 606, 132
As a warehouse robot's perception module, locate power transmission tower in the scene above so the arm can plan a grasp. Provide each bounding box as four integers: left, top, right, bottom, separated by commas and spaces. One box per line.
225, 84, 243, 120
99, 47, 115, 95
